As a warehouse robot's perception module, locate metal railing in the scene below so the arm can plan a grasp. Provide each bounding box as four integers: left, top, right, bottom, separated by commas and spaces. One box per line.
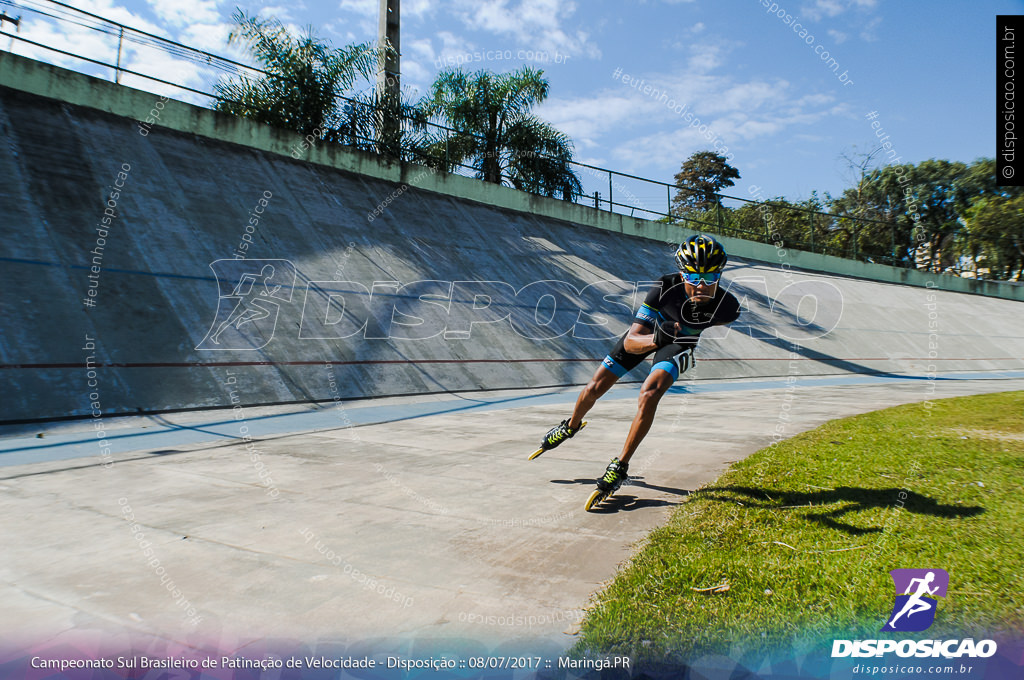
2, 0, 913, 267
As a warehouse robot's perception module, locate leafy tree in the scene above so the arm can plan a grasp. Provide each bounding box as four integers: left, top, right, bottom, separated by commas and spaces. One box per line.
830, 160, 970, 270
828, 172, 902, 264
904, 159, 972, 271
827, 157, 1024, 276
423, 66, 582, 199
671, 151, 740, 214
213, 10, 378, 139
725, 194, 829, 253
956, 159, 1024, 279
962, 193, 1024, 280
957, 157, 1003, 200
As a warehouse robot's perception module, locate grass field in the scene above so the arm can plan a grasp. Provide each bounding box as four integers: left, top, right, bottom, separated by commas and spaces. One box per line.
574, 391, 1024, 661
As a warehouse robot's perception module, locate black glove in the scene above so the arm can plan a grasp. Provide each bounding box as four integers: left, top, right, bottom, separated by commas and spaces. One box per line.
653, 320, 680, 347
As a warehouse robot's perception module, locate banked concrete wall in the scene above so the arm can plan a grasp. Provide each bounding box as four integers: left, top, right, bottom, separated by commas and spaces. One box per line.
2, 53, 1023, 422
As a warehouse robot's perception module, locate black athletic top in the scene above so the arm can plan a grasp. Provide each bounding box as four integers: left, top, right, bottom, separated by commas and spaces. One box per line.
634, 274, 741, 343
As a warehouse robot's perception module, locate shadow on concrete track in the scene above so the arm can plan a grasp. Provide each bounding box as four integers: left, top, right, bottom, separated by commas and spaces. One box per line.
754, 334, 968, 382
698, 485, 985, 535
726, 276, 832, 338
548, 476, 691, 512
624, 477, 693, 497
585, 494, 682, 513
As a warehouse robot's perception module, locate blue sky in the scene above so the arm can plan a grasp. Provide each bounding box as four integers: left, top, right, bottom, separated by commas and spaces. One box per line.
4, 0, 1023, 213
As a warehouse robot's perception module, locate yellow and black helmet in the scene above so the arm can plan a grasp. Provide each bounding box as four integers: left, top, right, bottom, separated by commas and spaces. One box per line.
675, 234, 728, 274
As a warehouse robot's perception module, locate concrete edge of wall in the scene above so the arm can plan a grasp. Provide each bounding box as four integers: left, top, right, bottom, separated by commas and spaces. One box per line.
2, 51, 1021, 303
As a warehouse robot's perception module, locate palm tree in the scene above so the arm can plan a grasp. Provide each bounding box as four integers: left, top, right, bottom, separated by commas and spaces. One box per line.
213, 10, 378, 140
423, 66, 582, 199
339, 85, 434, 161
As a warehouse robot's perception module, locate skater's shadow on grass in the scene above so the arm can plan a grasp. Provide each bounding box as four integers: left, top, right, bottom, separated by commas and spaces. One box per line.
698, 485, 984, 536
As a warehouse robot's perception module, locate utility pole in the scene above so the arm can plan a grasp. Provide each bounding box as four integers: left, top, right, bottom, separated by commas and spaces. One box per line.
0, 12, 20, 53
377, 0, 400, 155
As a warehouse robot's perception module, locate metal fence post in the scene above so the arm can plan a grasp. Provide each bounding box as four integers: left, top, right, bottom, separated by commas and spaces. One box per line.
667, 184, 672, 220
608, 172, 613, 212
115, 26, 124, 83
890, 221, 897, 266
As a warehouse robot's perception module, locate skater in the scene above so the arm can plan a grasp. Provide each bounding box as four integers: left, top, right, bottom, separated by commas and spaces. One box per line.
530, 234, 741, 509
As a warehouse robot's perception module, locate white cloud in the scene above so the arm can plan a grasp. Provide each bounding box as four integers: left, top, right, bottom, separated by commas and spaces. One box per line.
803, 0, 845, 21
827, 29, 848, 44
538, 53, 841, 176
180, 22, 233, 53
860, 16, 882, 42
606, 97, 841, 171
687, 46, 724, 74
802, 0, 878, 22
539, 95, 637, 148
685, 38, 747, 76
64, 0, 170, 37
146, 0, 220, 29
403, 0, 436, 19
335, 0, 433, 23
449, 0, 600, 59
338, 0, 377, 17
709, 80, 791, 115
330, 0, 378, 42
407, 37, 435, 63
258, 6, 298, 22
668, 22, 707, 50
8, 1, 169, 69
399, 57, 432, 97
4, 0, 260, 105
431, 30, 477, 70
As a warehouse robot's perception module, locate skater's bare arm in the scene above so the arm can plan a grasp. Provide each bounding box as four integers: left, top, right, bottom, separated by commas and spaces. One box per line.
623, 322, 658, 354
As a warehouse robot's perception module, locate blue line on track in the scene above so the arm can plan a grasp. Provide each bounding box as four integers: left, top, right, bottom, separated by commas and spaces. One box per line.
2, 370, 1023, 468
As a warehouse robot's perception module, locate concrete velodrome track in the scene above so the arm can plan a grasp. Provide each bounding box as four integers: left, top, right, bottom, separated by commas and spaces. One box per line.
4, 374, 1024, 656
1, 54, 1024, 660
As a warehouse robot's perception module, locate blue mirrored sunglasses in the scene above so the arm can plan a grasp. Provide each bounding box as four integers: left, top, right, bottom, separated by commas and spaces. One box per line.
682, 271, 722, 285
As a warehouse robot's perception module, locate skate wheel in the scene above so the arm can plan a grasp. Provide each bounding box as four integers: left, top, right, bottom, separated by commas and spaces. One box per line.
528, 447, 545, 460
585, 489, 607, 512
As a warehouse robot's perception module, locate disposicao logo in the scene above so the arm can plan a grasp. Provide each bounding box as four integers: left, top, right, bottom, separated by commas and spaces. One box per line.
831, 568, 998, 659
882, 568, 948, 632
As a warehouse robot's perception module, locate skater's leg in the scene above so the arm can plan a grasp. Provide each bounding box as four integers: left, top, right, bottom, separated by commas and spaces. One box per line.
568, 366, 619, 430
587, 350, 681, 506
568, 328, 650, 429
534, 365, 620, 459
617, 368, 674, 465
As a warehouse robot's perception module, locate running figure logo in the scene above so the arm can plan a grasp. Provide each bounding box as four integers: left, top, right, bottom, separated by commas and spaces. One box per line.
882, 568, 949, 632
196, 259, 297, 350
